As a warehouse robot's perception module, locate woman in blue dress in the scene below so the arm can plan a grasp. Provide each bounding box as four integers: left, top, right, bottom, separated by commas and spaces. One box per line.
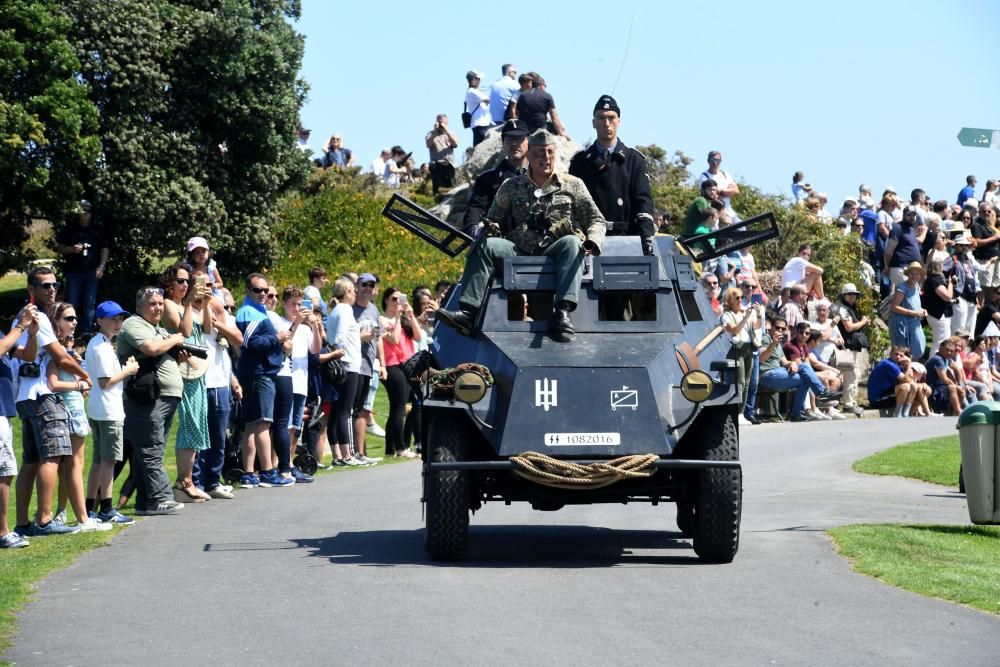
889, 261, 927, 360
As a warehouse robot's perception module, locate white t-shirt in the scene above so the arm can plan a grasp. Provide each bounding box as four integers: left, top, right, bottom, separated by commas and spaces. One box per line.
284, 316, 313, 396
326, 303, 361, 373
811, 320, 840, 364
269, 311, 292, 377
303, 285, 326, 316
13, 313, 57, 403
371, 157, 385, 175
204, 312, 234, 390
781, 256, 810, 288
85, 333, 124, 421
466, 88, 490, 128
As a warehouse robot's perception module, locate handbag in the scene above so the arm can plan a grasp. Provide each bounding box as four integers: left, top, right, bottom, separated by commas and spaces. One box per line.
461, 99, 472, 129
126, 357, 160, 404
322, 357, 348, 385
400, 349, 432, 382
876, 294, 893, 322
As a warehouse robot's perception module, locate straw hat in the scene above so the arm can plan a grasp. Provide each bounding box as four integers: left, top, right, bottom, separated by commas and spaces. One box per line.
902, 261, 926, 278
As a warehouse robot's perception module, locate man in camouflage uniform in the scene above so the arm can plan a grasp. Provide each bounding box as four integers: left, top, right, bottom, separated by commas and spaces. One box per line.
438, 129, 606, 342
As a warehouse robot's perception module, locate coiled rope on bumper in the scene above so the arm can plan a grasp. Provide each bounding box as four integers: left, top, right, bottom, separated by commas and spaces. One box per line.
509, 451, 660, 490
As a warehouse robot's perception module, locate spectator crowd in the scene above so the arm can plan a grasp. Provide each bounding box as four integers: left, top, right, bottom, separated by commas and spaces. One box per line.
4, 58, 998, 548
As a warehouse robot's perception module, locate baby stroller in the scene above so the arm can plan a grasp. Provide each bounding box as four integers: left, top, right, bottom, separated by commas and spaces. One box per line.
222, 393, 246, 485
293, 396, 322, 475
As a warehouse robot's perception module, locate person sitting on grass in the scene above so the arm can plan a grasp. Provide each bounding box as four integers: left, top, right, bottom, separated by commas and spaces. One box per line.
926, 337, 966, 416
84, 301, 139, 524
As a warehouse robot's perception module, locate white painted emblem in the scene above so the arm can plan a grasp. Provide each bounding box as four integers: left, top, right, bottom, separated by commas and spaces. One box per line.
603, 103, 610, 109
610, 386, 638, 411
617, 197, 624, 206
535, 378, 558, 412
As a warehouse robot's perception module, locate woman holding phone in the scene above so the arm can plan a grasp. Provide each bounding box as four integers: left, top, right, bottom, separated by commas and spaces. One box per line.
380, 287, 422, 458
720, 286, 762, 413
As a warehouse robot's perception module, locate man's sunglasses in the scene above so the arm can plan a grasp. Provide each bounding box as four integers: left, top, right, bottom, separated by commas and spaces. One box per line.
250, 287, 269, 294
36, 282, 61, 290
360, 281, 376, 288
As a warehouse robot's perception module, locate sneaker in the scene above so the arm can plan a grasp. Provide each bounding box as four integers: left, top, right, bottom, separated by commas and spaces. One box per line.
291, 468, 314, 483
33, 520, 82, 535
53, 509, 67, 525
361, 454, 383, 463
259, 469, 295, 487
807, 409, 831, 421
240, 473, 260, 488
13, 524, 34, 538
0, 532, 29, 548
315, 462, 331, 470
843, 404, 865, 416
207, 485, 236, 499
78, 518, 113, 532
97, 509, 135, 525
366, 422, 387, 437
333, 459, 348, 467
135, 500, 185, 516
825, 407, 847, 420
345, 457, 367, 467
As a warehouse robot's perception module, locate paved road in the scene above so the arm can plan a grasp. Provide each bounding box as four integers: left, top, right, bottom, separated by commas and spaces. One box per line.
7, 418, 999, 666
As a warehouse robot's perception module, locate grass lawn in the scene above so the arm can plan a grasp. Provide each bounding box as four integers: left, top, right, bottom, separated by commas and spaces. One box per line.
829, 524, 1000, 615
0, 386, 400, 654
852, 434, 961, 488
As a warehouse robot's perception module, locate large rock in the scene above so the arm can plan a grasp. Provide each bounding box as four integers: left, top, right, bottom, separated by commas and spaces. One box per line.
431, 126, 584, 228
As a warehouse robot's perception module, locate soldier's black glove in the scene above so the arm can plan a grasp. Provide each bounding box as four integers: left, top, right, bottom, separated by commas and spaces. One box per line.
641, 237, 655, 256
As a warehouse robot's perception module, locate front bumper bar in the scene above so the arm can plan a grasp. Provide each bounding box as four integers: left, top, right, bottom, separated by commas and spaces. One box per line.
427, 459, 741, 471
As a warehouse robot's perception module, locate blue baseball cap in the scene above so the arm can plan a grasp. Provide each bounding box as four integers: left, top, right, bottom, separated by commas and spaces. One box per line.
95, 301, 129, 319
358, 272, 379, 285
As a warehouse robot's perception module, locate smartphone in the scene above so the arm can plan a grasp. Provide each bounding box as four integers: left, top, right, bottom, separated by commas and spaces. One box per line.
195, 274, 207, 290
397, 293, 408, 306
302, 298, 312, 311
751, 293, 764, 306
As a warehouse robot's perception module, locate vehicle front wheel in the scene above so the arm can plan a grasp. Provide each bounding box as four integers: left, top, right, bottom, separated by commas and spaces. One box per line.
692, 410, 742, 563
424, 416, 471, 561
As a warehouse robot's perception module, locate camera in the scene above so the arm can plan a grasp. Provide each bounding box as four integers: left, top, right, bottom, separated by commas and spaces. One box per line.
81, 242, 91, 257
18, 362, 40, 378
168, 343, 209, 359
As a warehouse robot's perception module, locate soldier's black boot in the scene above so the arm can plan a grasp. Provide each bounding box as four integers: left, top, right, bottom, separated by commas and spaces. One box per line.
436, 305, 477, 336
548, 301, 575, 342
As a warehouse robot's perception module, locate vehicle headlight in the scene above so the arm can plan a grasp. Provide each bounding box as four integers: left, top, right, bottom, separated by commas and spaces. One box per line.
453, 370, 488, 404
680, 370, 713, 403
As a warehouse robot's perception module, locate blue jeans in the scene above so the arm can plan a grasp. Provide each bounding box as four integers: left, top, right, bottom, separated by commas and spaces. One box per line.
744, 352, 760, 418
65, 270, 99, 335
195, 386, 230, 490
759, 364, 826, 417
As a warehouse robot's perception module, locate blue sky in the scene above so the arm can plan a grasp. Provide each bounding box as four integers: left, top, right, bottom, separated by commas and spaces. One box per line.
297, 0, 1000, 207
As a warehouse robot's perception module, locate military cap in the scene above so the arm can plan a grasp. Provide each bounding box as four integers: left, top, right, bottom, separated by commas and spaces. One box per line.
528, 129, 557, 147
501, 119, 530, 137
593, 94, 620, 116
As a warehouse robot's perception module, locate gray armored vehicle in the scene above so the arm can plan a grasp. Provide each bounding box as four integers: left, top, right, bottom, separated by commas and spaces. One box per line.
383, 195, 778, 563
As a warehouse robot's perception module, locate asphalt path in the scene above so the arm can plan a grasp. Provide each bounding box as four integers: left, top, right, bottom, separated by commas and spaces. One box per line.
7, 417, 1000, 666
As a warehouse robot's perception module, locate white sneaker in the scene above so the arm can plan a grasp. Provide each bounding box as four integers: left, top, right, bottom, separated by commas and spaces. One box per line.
807, 409, 831, 421
826, 407, 847, 420
78, 518, 113, 532
345, 458, 366, 467
360, 455, 382, 464
366, 422, 387, 437
738, 414, 751, 426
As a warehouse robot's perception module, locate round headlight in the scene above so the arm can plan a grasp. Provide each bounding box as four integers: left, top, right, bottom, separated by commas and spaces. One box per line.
680, 370, 713, 403
453, 370, 488, 404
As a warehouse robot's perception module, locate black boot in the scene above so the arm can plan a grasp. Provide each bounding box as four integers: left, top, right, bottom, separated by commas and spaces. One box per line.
548, 302, 575, 342
436, 305, 477, 336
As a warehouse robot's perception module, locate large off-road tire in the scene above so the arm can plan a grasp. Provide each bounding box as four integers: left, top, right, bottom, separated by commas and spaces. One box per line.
676, 503, 695, 538
692, 410, 742, 563
424, 416, 471, 561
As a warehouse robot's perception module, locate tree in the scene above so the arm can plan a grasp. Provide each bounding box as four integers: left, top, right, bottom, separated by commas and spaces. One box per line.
0, 0, 100, 274
62, 0, 310, 291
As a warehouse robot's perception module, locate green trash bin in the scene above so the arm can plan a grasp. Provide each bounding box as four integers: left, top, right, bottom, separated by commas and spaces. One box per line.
956, 401, 1000, 524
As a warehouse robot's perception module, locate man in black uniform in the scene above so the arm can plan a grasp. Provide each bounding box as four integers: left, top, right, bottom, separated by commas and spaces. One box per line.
462, 119, 530, 236
569, 95, 656, 256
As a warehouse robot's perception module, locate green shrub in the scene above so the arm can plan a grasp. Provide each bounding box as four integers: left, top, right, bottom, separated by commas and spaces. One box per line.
269, 188, 464, 300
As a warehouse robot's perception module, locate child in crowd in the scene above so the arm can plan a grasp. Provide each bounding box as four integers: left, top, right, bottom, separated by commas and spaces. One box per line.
1, 307, 37, 548
84, 301, 139, 524
304, 266, 329, 317
46, 302, 110, 531
186, 236, 224, 296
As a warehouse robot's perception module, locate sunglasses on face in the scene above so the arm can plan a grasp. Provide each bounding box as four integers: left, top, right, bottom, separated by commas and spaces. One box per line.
62, 315, 77, 322
267, 293, 277, 299
360, 281, 376, 288
224, 305, 235, 313
174, 278, 190, 285
250, 286, 269, 294
37, 282, 61, 290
